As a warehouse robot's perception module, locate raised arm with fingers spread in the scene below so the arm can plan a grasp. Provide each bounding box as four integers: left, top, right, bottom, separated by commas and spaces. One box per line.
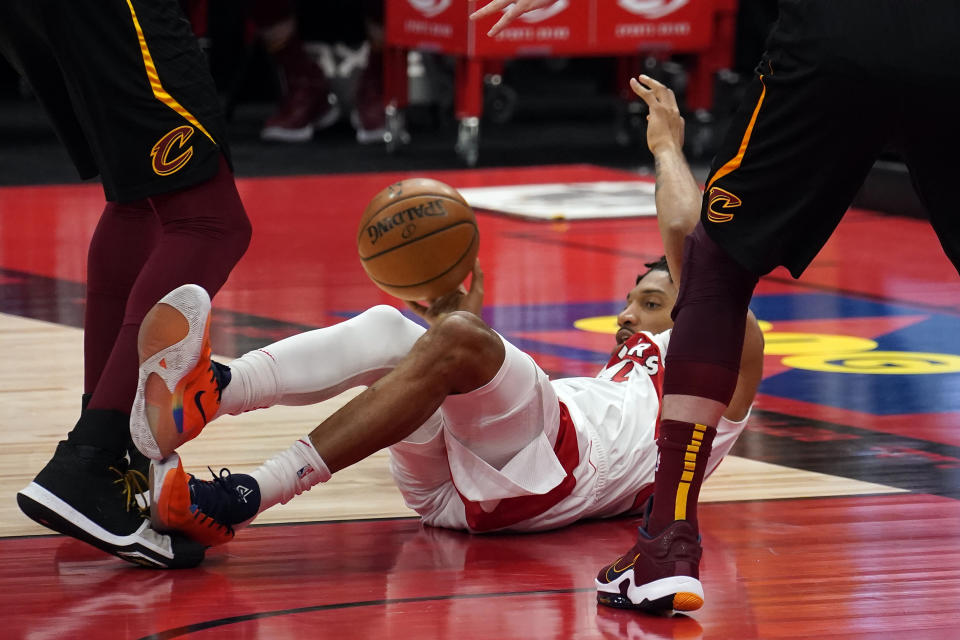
470, 0, 561, 37
630, 74, 702, 283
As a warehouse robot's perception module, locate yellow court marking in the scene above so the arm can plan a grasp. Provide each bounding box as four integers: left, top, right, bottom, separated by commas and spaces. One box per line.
784, 351, 960, 375
762, 332, 878, 356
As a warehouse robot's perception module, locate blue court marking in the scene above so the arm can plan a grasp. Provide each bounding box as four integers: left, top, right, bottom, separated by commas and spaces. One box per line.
761, 313, 960, 415
747, 293, 923, 322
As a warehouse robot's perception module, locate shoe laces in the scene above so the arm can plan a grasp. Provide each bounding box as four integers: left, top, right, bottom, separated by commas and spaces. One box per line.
110, 465, 149, 516
188, 467, 240, 536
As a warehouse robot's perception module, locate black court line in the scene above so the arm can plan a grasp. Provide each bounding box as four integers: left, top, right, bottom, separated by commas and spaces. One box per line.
137, 587, 594, 640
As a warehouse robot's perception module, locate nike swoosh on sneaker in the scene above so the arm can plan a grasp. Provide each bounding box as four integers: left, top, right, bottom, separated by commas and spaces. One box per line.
194, 390, 207, 424
604, 553, 639, 582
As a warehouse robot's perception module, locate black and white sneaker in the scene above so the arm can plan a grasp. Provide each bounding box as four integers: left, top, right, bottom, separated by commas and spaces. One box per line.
17, 441, 205, 569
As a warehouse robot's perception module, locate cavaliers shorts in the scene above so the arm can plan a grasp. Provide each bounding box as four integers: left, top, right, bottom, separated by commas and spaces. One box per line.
0, 0, 229, 202
701, 0, 960, 277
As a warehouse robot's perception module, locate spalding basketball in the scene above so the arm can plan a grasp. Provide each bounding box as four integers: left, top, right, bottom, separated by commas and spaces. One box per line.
358, 178, 479, 300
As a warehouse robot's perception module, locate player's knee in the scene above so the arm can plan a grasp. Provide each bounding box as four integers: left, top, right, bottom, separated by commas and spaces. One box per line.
427, 312, 503, 391
673, 224, 757, 318
363, 304, 411, 336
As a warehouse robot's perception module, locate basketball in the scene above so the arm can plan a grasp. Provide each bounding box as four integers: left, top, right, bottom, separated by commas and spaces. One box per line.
357, 178, 479, 300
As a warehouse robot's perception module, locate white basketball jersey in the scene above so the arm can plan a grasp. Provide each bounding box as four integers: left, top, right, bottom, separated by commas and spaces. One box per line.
506, 329, 670, 531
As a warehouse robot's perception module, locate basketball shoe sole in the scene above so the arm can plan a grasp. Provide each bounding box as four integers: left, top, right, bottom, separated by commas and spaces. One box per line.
596, 520, 704, 613
130, 284, 219, 461
17, 442, 205, 569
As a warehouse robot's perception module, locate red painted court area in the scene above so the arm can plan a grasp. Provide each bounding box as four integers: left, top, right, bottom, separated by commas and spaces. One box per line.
3, 165, 960, 638
5, 495, 960, 639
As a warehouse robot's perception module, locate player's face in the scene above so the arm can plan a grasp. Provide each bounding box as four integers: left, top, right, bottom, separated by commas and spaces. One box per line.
615, 269, 677, 346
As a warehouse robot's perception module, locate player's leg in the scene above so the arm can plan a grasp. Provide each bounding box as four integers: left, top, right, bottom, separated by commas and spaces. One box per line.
149, 310, 501, 545
898, 86, 960, 276
14, 0, 242, 568
133, 298, 426, 460
48, 0, 251, 450
84, 201, 161, 401
598, 48, 893, 612
390, 336, 568, 532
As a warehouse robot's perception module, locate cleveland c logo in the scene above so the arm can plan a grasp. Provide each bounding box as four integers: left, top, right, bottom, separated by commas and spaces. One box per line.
151, 125, 195, 176
706, 186, 742, 223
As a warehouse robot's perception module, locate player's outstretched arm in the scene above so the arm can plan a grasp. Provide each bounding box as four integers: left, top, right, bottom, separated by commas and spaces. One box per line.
630, 74, 702, 282
470, 0, 561, 37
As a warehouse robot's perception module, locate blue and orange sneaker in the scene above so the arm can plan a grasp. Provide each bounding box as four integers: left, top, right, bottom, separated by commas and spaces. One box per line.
130, 284, 229, 461
596, 520, 704, 614
150, 452, 260, 548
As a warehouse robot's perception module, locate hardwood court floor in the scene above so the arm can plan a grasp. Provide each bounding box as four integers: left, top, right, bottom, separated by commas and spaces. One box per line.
2, 165, 960, 638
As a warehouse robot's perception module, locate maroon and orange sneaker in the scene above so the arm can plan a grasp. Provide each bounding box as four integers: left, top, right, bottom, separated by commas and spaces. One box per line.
130, 284, 228, 461
150, 452, 260, 548
261, 75, 341, 143
350, 51, 385, 144
596, 520, 704, 614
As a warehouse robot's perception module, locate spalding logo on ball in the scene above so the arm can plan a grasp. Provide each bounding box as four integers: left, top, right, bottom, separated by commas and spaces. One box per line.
358, 178, 479, 300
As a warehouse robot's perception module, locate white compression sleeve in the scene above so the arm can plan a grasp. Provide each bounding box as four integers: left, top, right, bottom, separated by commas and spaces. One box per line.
217, 305, 426, 417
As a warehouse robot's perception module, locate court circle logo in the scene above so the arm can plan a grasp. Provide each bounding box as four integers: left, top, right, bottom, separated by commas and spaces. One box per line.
408, 0, 451, 17
151, 125, 195, 176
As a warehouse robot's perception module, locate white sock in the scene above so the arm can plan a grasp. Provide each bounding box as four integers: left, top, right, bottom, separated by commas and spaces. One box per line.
216, 305, 426, 417
250, 437, 332, 513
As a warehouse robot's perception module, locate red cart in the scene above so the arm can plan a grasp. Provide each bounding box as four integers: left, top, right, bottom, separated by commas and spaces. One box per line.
384, 0, 737, 165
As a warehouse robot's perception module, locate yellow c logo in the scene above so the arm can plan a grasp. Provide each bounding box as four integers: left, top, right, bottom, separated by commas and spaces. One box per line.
151, 125, 195, 176
707, 187, 741, 223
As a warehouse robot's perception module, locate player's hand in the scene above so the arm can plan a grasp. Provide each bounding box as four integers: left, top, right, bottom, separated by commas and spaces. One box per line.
405, 260, 485, 325
470, 0, 560, 37
629, 74, 685, 156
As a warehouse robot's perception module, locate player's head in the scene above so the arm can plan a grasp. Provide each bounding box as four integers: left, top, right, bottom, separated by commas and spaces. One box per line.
615, 256, 677, 346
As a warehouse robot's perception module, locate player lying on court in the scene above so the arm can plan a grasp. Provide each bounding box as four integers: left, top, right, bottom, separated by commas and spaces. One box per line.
130, 76, 764, 614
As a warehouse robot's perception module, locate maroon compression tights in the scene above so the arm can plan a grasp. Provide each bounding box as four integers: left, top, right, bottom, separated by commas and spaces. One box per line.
74, 156, 251, 453
647, 223, 759, 534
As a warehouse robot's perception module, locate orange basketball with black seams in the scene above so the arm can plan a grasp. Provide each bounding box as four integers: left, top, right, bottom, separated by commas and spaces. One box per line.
358, 178, 479, 301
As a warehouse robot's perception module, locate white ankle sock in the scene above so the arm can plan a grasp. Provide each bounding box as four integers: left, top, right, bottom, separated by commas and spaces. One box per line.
250, 437, 332, 513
